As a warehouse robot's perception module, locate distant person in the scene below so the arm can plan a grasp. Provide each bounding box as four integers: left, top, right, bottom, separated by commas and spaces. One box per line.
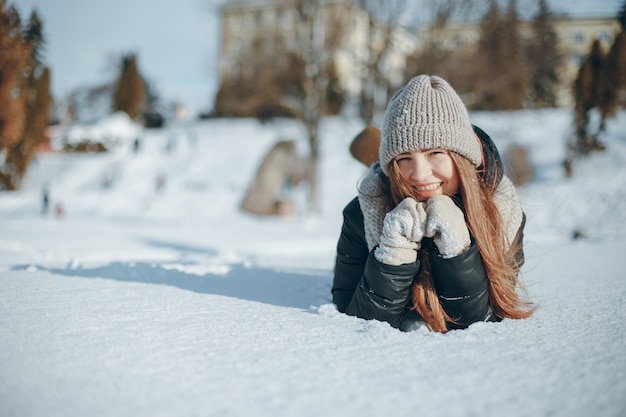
332, 75, 534, 332
41, 185, 50, 216
132, 137, 141, 154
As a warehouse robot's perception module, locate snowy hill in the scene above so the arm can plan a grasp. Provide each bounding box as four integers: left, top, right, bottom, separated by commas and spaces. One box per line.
1, 109, 625, 417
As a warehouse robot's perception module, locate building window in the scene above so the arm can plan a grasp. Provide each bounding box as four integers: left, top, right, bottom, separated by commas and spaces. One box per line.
597, 31, 612, 44
572, 32, 585, 43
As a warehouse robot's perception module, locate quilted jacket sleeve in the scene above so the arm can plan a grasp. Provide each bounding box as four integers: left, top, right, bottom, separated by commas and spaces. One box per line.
332, 198, 369, 313
428, 241, 493, 329
344, 253, 419, 328
428, 212, 527, 329
332, 198, 418, 329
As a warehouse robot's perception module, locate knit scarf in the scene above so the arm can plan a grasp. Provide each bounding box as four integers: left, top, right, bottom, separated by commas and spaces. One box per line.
357, 162, 523, 251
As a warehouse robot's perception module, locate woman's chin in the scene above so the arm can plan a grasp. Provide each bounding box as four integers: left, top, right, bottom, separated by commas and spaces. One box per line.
415, 189, 441, 201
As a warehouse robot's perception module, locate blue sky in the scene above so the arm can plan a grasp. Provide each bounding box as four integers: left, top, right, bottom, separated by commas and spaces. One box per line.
12, 0, 624, 115
14, 0, 221, 114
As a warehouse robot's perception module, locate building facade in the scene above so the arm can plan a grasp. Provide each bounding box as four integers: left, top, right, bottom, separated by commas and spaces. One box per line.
421, 15, 621, 107
218, 0, 621, 110
218, 0, 415, 97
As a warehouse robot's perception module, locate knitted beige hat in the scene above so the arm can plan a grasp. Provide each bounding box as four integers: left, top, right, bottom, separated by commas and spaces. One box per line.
379, 75, 482, 175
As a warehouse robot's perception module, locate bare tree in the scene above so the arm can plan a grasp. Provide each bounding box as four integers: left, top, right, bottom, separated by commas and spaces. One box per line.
297, 0, 350, 213
404, 0, 480, 101
353, 0, 408, 125
215, 1, 353, 213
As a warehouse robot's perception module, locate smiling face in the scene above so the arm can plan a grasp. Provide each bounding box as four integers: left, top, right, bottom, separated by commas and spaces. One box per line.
393, 148, 460, 201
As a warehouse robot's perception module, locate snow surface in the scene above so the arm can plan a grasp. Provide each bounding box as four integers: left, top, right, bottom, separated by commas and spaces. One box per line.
1, 109, 626, 417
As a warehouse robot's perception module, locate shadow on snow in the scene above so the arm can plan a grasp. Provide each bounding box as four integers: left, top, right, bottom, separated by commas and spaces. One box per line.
13, 260, 333, 311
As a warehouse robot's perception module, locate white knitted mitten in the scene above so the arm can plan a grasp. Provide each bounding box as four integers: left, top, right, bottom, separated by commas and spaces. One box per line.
374, 198, 427, 266
425, 195, 471, 259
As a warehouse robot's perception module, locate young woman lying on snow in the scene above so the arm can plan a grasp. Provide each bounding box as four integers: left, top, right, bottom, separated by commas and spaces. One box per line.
332, 74, 535, 333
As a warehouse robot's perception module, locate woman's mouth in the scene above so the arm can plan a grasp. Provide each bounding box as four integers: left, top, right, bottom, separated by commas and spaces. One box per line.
414, 183, 441, 192
412, 182, 443, 200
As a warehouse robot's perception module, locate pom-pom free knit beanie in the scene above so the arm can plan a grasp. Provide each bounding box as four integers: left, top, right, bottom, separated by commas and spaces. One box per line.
379, 75, 482, 175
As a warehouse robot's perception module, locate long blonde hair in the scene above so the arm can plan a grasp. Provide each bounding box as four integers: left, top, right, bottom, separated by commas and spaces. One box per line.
387, 152, 534, 332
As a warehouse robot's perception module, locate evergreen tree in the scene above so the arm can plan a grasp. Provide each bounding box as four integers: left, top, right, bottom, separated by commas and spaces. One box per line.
502, 0, 526, 109
474, 0, 525, 110
475, 0, 504, 109
526, 0, 561, 108
601, 3, 626, 114
599, 31, 626, 129
617, 32, 626, 108
567, 3, 626, 175
6, 67, 52, 185
0, 1, 31, 152
23, 9, 43, 62
0, 3, 51, 190
573, 40, 606, 154
112, 53, 147, 121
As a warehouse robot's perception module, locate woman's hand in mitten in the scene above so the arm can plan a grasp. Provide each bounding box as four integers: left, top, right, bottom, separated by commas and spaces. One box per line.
425, 195, 471, 259
374, 197, 427, 266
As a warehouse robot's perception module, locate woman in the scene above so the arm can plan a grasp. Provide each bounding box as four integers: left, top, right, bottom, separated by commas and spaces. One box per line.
332, 74, 534, 332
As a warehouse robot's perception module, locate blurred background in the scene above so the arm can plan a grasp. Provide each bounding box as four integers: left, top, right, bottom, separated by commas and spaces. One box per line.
2, 0, 625, 212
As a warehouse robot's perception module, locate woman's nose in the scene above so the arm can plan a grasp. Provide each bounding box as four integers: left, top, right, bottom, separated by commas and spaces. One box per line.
410, 156, 431, 182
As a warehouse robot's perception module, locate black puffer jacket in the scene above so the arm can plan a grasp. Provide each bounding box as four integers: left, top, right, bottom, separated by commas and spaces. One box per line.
331, 126, 525, 330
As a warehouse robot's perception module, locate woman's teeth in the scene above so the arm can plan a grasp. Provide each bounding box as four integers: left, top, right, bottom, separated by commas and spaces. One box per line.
415, 183, 440, 191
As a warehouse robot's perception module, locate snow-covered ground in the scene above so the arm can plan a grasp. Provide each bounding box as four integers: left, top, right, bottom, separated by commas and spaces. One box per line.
1, 109, 625, 417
